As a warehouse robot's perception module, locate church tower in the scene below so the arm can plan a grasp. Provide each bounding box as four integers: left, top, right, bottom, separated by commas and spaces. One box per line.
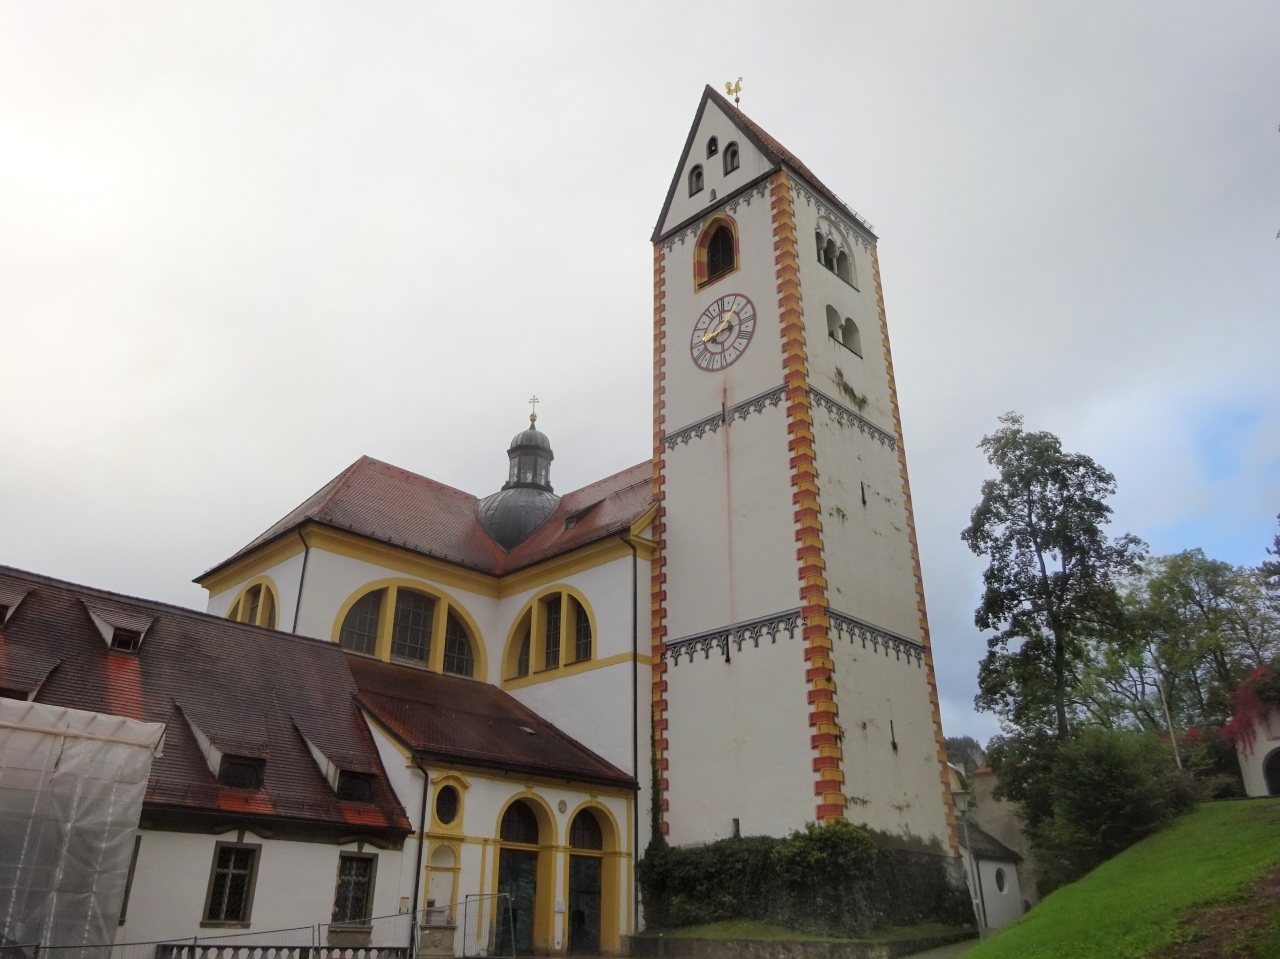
650, 86, 956, 852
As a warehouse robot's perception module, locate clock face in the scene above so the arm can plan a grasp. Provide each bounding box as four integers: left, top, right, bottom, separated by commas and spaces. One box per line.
690, 294, 756, 372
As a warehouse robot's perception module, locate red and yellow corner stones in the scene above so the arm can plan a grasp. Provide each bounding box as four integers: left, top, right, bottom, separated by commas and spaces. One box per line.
869, 244, 959, 854
771, 172, 848, 823
651, 242, 672, 835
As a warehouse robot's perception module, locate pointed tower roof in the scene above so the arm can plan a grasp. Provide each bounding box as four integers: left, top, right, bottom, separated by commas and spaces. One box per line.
652, 85, 877, 243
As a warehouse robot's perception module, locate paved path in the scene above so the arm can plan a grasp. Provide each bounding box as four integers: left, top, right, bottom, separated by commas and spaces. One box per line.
902, 939, 977, 959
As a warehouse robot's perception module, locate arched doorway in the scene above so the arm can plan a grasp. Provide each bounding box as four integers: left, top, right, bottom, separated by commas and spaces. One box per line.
1264, 748, 1280, 796
496, 800, 541, 956
567, 810, 603, 955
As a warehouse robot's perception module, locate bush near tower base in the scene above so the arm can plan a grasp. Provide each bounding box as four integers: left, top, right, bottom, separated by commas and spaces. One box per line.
637, 820, 971, 937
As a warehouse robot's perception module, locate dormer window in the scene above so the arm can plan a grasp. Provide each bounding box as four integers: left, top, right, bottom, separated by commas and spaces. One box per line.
706, 137, 718, 158
688, 165, 704, 196
723, 141, 740, 175
336, 770, 376, 803
110, 628, 142, 652
218, 756, 265, 790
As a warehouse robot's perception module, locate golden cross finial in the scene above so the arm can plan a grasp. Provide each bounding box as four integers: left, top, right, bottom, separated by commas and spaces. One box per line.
725, 77, 742, 107
528, 394, 540, 423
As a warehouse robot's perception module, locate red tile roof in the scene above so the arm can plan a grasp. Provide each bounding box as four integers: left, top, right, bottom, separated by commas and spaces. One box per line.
199, 458, 654, 582
0, 565, 411, 838
348, 655, 635, 790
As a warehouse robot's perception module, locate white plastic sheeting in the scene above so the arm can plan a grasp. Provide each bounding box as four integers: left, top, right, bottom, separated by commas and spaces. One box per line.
0, 699, 165, 953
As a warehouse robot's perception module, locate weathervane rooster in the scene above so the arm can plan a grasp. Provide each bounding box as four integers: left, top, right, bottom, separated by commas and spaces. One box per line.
725, 77, 742, 107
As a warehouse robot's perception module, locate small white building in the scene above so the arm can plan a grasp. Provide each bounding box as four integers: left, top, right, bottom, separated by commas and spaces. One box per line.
957, 823, 1024, 931
1233, 712, 1280, 797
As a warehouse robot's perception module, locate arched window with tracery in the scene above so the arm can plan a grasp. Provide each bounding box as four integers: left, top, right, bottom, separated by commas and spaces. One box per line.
815, 222, 859, 288
339, 590, 384, 655
688, 165, 704, 196
504, 588, 597, 683
228, 582, 278, 630
723, 141, 740, 175
443, 612, 475, 677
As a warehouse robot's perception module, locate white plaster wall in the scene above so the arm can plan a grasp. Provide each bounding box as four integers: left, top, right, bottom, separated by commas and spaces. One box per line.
663, 636, 814, 845
118, 829, 403, 944
1237, 713, 1280, 797
833, 644, 950, 846
974, 857, 1023, 929
366, 720, 636, 956
661, 100, 775, 236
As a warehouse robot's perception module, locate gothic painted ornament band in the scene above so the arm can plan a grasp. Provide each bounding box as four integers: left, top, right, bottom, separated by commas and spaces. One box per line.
661, 384, 786, 449
788, 177, 875, 250
661, 606, 924, 667
808, 388, 897, 449
662, 385, 892, 451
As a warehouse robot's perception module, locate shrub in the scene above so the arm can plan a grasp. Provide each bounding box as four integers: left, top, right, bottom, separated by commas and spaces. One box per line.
637, 820, 969, 936
1030, 728, 1195, 893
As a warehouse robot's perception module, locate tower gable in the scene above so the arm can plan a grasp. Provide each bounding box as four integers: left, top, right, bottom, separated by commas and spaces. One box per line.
652, 86, 775, 240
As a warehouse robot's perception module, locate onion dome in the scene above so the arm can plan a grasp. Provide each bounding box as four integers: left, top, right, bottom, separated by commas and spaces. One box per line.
476, 415, 560, 551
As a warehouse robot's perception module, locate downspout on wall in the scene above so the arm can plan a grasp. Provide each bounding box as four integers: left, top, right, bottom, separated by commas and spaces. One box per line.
290, 530, 311, 634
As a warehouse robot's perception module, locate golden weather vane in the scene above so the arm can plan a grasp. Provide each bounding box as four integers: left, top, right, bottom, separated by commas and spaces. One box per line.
528, 394, 540, 423
725, 77, 742, 107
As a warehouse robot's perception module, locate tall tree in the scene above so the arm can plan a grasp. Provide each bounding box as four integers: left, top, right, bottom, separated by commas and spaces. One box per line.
962, 413, 1146, 739
1262, 514, 1280, 585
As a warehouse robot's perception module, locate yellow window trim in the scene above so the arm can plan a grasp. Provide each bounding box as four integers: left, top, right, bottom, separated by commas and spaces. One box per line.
501, 651, 653, 691
429, 772, 470, 835
224, 576, 282, 629
199, 536, 304, 597
501, 584, 599, 684
331, 578, 488, 681
199, 519, 654, 602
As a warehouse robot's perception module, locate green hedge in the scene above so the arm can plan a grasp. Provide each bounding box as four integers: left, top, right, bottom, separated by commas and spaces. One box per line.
638, 820, 970, 937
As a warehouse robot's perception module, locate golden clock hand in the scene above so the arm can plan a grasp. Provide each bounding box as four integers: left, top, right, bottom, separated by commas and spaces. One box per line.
702, 310, 737, 343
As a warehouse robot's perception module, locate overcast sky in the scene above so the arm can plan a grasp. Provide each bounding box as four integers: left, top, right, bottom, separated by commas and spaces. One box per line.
2, 2, 1277, 743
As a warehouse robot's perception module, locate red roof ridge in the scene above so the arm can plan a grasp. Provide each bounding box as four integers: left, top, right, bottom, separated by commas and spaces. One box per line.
0, 565, 347, 655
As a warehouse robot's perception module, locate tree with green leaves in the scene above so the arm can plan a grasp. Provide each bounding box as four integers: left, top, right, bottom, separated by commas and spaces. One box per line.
962, 413, 1146, 739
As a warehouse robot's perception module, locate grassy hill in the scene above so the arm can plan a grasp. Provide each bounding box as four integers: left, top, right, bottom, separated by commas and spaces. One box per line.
967, 799, 1280, 959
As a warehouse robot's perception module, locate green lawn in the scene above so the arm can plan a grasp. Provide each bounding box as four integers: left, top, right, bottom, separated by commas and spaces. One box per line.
639, 917, 967, 943
967, 799, 1280, 959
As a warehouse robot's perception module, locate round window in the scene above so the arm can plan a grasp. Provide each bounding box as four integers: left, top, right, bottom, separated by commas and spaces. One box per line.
435, 785, 460, 825
994, 867, 1006, 893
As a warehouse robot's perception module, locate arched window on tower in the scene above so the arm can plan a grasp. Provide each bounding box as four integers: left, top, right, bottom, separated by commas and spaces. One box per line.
706, 226, 735, 282
688, 165, 704, 196
815, 222, 858, 288
836, 250, 852, 284
723, 141, 740, 175
823, 238, 838, 272
706, 136, 718, 158
826, 305, 861, 357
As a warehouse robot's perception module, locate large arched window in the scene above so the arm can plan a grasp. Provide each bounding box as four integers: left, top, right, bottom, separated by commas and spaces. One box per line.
569, 810, 603, 850
391, 588, 434, 664
688, 165, 704, 196
723, 141, 740, 175
443, 612, 475, 677
504, 587, 598, 683
500, 800, 541, 845
334, 582, 485, 676
227, 581, 278, 630
339, 590, 384, 655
